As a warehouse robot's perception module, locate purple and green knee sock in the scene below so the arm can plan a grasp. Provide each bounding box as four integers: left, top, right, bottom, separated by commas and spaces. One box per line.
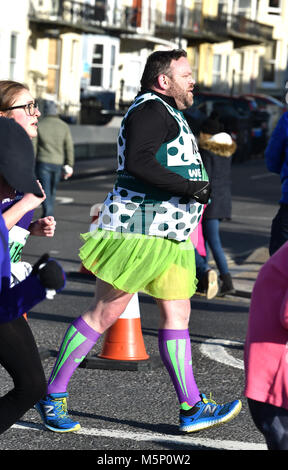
47, 316, 101, 394
158, 329, 201, 410
47, 320, 200, 410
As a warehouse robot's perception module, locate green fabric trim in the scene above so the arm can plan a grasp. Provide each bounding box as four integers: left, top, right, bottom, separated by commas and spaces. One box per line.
49, 326, 86, 385
167, 339, 186, 396
178, 339, 188, 397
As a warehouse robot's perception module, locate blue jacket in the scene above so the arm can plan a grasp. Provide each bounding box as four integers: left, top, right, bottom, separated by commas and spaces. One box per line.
265, 111, 288, 204
0, 213, 47, 323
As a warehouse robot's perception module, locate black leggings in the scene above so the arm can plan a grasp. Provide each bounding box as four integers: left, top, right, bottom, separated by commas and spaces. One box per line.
248, 398, 288, 450
0, 316, 47, 434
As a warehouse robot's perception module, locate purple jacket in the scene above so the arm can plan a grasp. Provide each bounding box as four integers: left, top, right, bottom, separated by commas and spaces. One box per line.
0, 213, 46, 323
0, 192, 34, 230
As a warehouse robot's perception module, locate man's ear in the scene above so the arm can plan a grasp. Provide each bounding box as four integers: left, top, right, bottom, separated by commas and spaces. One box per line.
157, 74, 169, 90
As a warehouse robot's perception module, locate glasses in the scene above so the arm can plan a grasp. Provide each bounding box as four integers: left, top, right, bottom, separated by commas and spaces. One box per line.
2, 101, 39, 116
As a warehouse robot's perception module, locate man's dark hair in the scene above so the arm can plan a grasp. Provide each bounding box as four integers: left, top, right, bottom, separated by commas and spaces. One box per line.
140, 49, 187, 90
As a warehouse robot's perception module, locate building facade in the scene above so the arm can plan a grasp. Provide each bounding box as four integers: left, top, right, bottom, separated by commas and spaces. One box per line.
0, 0, 286, 122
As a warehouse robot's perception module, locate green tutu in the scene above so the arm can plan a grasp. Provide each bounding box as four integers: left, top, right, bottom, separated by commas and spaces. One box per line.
79, 229, 197, 300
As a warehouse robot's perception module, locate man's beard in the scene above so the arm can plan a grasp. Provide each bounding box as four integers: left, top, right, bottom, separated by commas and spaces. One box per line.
169, 82, 193, 110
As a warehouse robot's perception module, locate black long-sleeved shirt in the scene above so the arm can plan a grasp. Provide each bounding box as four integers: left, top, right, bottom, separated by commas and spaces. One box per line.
123, 90, 204, 199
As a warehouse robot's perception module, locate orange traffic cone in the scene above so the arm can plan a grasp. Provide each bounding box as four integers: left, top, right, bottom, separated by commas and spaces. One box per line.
99, 293, 149, 361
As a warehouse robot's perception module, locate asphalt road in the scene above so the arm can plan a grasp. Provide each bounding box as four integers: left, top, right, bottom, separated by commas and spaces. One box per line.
0, 156, 280, 454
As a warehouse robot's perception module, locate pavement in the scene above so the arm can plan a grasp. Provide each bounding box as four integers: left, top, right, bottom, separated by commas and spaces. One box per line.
215, 246, 269, 300
69, 119, 269, 302
69, 119, 120, 160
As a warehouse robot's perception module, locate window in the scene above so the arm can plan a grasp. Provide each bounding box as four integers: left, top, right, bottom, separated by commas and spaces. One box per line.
9, 33, 17, 79
218, 0, 228, 15
166, 0, 176, 22
95, 0, 106, 22
85, 38, 119, 90
268, 0, 282, 14
47, 38, 61, 95
90, 44, 104, 87
263, 42, 277, 83
237, 51, 245, 93
235, 0, 252, 16
191, 47, 199, 83
212, 54, 221, 85
131, 0, 142, 27
109, 45, 116, 88
51, 0, 58, 16
71, 40, 78, 73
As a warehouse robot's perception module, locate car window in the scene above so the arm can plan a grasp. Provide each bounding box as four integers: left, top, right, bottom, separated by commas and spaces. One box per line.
232, 99, 251, 115
253, 98, 267, 108
196, 97, 246, 117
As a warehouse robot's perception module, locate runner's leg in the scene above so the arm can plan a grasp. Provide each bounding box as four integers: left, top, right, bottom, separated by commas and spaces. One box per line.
47, 279, 133, 394
157, 298, 201, 409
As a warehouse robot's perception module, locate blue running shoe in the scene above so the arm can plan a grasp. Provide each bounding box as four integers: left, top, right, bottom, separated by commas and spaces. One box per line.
179, 393, 242, 433
35, 392, 81, 433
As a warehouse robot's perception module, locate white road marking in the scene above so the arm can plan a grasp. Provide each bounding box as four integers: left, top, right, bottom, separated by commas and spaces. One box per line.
56, 196, 74, 204
13, 422, 266, 450
10, 339, 265, 450
233, 214, 272, 221
200, 338, 244, 370
250, 173, 273, 180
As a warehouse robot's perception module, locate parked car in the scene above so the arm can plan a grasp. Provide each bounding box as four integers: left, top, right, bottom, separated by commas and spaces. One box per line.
241, 93, 288, 137
184, 92, 269, 160
80, 89, 116, 125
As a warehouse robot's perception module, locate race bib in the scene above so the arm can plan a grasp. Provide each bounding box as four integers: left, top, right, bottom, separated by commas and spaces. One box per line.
9, 225, 30, 264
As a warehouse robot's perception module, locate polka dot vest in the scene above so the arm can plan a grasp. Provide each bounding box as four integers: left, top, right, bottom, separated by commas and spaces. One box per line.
98, 92, 208, 242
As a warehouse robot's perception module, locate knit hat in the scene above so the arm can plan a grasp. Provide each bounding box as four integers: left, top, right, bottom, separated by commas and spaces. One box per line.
43, 100, 58, 116
200, 111, 224, 135
0, 117, 43, 197
209, 132, 233, 145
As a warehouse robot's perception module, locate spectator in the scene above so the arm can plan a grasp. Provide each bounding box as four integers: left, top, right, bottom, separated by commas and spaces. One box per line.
265, 111, 288, 255
190, 213, 219, 300
35, 100, 74, 217
199, 112, 237, 296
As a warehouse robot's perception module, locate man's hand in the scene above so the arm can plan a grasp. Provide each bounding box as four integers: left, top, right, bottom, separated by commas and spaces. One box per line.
192, 181, 211, 205
63, 165, 73, 180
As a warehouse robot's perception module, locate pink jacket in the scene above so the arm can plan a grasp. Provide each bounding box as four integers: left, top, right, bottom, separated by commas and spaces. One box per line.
244, 241, 288, 410
190, 210, 206, 256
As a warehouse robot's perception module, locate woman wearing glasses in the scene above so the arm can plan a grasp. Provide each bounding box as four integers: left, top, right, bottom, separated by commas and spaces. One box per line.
0, 81, 56, 286
0, 117, 66, 435
0, 81, 40, 138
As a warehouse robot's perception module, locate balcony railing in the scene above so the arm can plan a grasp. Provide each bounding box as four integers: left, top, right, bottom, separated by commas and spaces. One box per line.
222, 13, 274, 42
29, 1, 274, 44
155, 6, 273, 44
28, 0, 106, 30
29, 0, 95, 23
155, 6, 203, 38
28, 0, 146, 33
